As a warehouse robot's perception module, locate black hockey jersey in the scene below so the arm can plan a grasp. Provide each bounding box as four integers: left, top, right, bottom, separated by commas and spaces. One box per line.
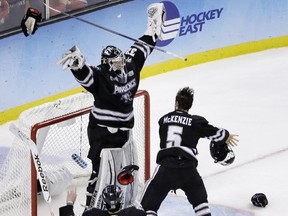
71, 36, 155, 128
83, 206, 147, 216
59, 204, 146, 216
156, 110, 230, 167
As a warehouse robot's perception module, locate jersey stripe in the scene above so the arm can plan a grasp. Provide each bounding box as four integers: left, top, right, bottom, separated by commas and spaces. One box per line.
91, 106, 134, 122
74, 66, 94, 87
133, 41, 152, 58
206, 128, 227, 142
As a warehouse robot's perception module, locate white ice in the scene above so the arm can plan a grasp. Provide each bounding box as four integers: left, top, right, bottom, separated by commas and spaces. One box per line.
1, 47, 288, 216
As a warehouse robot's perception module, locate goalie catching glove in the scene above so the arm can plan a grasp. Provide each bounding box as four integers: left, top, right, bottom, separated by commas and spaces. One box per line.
57, 45, 86, 70
21, 8, 42, 37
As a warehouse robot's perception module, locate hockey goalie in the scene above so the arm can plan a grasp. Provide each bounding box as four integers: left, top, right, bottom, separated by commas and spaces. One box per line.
19, 2, 167, 214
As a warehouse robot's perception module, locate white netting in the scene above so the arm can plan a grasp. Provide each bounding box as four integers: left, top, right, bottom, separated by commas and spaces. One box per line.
18, 91, 94, 136
0, 90, 149, 216
0, 141, 31, 216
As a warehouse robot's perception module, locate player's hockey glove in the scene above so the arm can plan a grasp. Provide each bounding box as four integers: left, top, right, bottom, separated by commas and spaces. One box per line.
57, 45, 86, 70
117, 165, 139, 185
251, 193, 268, 207
21, 8, 42, 37
145, 3, 166, 42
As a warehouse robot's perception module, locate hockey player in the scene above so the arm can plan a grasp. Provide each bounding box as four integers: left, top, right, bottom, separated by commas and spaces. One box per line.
56, 2, 166, 209
20, 2, 166, 209
140, 87, 239, 216
59, 185, 146, 216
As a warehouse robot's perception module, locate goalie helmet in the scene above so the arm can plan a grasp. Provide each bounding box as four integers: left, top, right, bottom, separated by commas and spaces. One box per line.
210, 141, 235, 166
101, 45, 127, 83
102, 185, 123, 213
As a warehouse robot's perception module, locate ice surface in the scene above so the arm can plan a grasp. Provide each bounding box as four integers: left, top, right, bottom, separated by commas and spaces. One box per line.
1, 47, 288, 215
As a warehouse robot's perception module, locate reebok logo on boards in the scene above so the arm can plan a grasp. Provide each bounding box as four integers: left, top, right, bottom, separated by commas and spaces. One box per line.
157, 1, 224, 47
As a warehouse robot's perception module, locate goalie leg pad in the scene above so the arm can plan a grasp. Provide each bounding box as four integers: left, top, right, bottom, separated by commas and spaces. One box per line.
88, 136, 139, 210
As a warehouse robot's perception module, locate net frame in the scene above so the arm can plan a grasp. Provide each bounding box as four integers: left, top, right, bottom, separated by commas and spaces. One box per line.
0, 90, 150, 216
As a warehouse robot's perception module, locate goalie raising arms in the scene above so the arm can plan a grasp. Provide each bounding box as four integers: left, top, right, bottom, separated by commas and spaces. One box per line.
21, 2, 167, 211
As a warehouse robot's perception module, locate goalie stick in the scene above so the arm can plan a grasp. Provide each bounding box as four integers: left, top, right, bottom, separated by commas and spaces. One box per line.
39, 0, 187, 61
9, 123, 52, 204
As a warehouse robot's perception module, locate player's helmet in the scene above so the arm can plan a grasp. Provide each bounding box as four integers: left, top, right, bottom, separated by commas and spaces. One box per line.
251, 193, 268, 207
210, 141, 235, 166
102, 185, 123, 213
117, 165, 139, 185
101, 45, 127, 83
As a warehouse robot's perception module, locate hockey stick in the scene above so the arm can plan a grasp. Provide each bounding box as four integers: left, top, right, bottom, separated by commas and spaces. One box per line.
40, 1, 187, 61
9, 123, 55, 215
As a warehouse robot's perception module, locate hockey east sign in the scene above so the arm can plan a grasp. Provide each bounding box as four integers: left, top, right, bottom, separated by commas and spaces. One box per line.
179, 8, 224, 36
157, 1, 224, 47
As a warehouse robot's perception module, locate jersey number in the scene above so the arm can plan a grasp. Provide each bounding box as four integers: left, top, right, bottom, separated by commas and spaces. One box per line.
125, 48, 137, 57
166, 125, 183, 148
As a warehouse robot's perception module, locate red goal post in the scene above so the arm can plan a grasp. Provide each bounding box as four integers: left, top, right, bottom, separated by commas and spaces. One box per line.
0, 90, 150, 216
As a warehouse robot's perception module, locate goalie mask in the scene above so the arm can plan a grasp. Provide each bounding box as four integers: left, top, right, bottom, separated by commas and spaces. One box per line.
101, 45, 127, 83
210, 141, 235, 166
102, 185, 123, 213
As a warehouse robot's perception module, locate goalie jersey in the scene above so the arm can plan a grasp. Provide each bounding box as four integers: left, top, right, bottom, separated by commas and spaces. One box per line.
70, 36, 155, 129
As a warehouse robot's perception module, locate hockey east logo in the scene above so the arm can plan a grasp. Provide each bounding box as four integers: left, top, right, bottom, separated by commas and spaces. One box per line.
179, 8, 224, 36
157, 1, 224, 47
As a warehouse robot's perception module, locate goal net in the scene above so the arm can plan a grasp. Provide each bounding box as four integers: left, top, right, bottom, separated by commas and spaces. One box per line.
0, 90, 150, 216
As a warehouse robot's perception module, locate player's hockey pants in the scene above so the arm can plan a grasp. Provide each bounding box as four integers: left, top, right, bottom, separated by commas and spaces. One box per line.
140, 164, 211, 216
